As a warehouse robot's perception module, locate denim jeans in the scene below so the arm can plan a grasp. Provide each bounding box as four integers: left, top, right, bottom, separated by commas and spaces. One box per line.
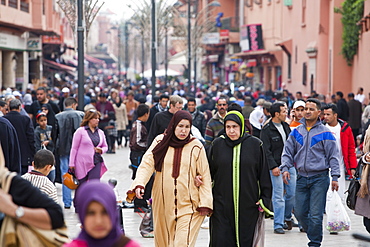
270, 166, 296, 229
47, 169, 56, 183
295, 171, 329, 247
60, 155, 72, 207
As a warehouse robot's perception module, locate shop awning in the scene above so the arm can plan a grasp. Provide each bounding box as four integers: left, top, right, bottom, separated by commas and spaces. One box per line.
43, 59, 76, 73
85, 54, 105, 65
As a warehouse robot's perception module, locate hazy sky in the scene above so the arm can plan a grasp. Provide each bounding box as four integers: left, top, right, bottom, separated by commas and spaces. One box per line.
101, 0, 176, 20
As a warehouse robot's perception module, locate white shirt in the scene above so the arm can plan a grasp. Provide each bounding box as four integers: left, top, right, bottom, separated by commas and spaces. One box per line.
355, 93, 365, 104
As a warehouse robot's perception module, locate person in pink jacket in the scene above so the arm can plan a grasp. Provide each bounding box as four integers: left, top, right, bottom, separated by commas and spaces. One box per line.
69, 109, 108, 212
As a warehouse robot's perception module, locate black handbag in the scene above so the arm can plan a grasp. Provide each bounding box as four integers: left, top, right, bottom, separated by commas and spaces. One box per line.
346, 159, 362, 210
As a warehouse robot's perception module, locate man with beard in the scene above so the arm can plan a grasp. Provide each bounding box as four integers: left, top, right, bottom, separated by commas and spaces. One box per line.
146, 94, 169, 133
29, 87, 60, 128
204, 97, 228, 147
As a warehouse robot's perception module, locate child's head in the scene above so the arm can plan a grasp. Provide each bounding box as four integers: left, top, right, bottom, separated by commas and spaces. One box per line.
108, 112, 116, 121
137, 104, 150, 122
33, 149, 55, 172
36, 112, 48, 128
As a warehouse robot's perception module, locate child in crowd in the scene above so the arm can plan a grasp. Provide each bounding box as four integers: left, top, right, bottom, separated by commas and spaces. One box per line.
34, 112, 54, 152
21, 149, 58, 203
34, 112, 55, 182
105, 111, 117, 154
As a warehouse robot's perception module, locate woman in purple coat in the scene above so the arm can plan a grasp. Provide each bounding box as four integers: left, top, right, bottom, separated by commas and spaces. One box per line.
69, 109, 108, 211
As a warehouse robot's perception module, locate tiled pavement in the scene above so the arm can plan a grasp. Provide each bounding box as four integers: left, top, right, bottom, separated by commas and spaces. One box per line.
58, 146, 370, 246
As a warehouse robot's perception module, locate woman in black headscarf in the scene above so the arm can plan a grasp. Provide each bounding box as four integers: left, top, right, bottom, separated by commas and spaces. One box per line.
128, 110, 213, 247
208, 110, 272, 247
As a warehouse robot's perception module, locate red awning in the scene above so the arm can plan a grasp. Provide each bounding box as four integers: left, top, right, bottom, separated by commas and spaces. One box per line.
43, 59, 76, 73
84, 54, 105, 65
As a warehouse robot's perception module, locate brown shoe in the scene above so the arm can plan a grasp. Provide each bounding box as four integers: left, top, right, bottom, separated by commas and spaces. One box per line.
285, 220, 293, 230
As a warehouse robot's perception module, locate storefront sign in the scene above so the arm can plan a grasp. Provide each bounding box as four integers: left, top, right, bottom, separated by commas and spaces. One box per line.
240, 24, 264, 52
0, 33, 27, 50
202, 33, 220, 44
220, 29, 229, 38
27, 37, 42, 51
42, 35, 63, 44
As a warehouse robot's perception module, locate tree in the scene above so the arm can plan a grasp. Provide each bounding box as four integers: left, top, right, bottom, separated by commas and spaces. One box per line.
57, 0, 105, 48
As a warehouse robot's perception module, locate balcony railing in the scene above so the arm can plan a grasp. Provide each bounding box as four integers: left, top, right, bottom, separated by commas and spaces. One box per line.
21, 0, 29, 12
8, 0, 17, 9
221, 17, 240, 32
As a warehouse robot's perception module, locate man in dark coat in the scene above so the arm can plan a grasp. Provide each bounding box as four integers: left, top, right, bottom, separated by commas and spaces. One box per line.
335, 91, 349, 121
187, 97, 207, 137
147, 95, 183, 147
260, 102, 294, 234
4, 99, 35, 174
29, 87, 60, 128
145, 94, 169, 133
0, 117, 21, 173
347, 92, 362, 142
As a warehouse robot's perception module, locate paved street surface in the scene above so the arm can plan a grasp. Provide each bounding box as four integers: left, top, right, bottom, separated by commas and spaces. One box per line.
58, 146, 370, 246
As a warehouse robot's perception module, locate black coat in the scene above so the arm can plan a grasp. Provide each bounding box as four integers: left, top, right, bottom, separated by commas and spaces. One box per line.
208, 135, 272, 246
190, 110, 207, 136
4, 111, 35, 168
147, 110, 173, 147
260, 120, 291, 170
337, 98, 349, 121
0, 117, 21, 173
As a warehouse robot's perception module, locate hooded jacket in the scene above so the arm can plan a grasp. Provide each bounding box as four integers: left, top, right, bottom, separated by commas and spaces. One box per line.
280, 118, 340, 181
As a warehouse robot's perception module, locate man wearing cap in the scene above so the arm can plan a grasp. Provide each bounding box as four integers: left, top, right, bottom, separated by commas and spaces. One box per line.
290, 100, 306, 129
58, 87, 70, 111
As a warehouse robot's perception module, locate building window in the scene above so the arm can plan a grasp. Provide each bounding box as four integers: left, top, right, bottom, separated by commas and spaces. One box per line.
295, 45, 298, 64
20, 0, 29, 12
302, 62, 307, 85
1, 0, 5, 5
301, 0, 306, 26
8, 0, 18, 8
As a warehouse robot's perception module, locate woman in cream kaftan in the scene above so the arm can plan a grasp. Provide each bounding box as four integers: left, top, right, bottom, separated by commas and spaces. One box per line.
129, 110, 213, 247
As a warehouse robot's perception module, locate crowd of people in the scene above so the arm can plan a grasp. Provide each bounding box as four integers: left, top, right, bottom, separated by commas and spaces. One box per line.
1, 81, 370, 246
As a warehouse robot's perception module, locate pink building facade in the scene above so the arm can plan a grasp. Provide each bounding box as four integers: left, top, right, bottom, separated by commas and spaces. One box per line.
236, 0, 361, 98
0, 0, 70, 91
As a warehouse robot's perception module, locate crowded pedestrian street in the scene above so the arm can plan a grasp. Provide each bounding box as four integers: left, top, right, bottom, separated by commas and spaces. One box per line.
59, 146, 370, 247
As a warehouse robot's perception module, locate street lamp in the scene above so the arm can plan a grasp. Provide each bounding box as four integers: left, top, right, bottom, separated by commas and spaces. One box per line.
77, 0, 84, 111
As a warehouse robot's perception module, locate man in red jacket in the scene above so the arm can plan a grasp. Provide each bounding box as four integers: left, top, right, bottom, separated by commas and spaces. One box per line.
323, 103, 357, 199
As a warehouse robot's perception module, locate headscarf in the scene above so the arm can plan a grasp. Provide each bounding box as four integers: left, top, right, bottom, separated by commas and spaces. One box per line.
75, 180, 122, 247
223, 110, 246, 147
152, 110, 194, 174
249, 109, 264, 130
23, 93, 33, 106
358, 126, 370, 197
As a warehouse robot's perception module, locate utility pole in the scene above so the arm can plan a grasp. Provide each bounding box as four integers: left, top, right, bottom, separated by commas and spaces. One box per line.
118, 27, 121, 81
151, 0, 156, 96
77, 0, 84, 111
124, 23, 129, 80
187, 0, 191, 94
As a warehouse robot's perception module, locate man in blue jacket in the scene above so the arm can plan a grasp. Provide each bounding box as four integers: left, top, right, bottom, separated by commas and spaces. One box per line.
280, 98, 340, 247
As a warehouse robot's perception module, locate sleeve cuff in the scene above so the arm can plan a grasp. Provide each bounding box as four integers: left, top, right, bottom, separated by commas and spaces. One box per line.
331, 175, 339, 182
